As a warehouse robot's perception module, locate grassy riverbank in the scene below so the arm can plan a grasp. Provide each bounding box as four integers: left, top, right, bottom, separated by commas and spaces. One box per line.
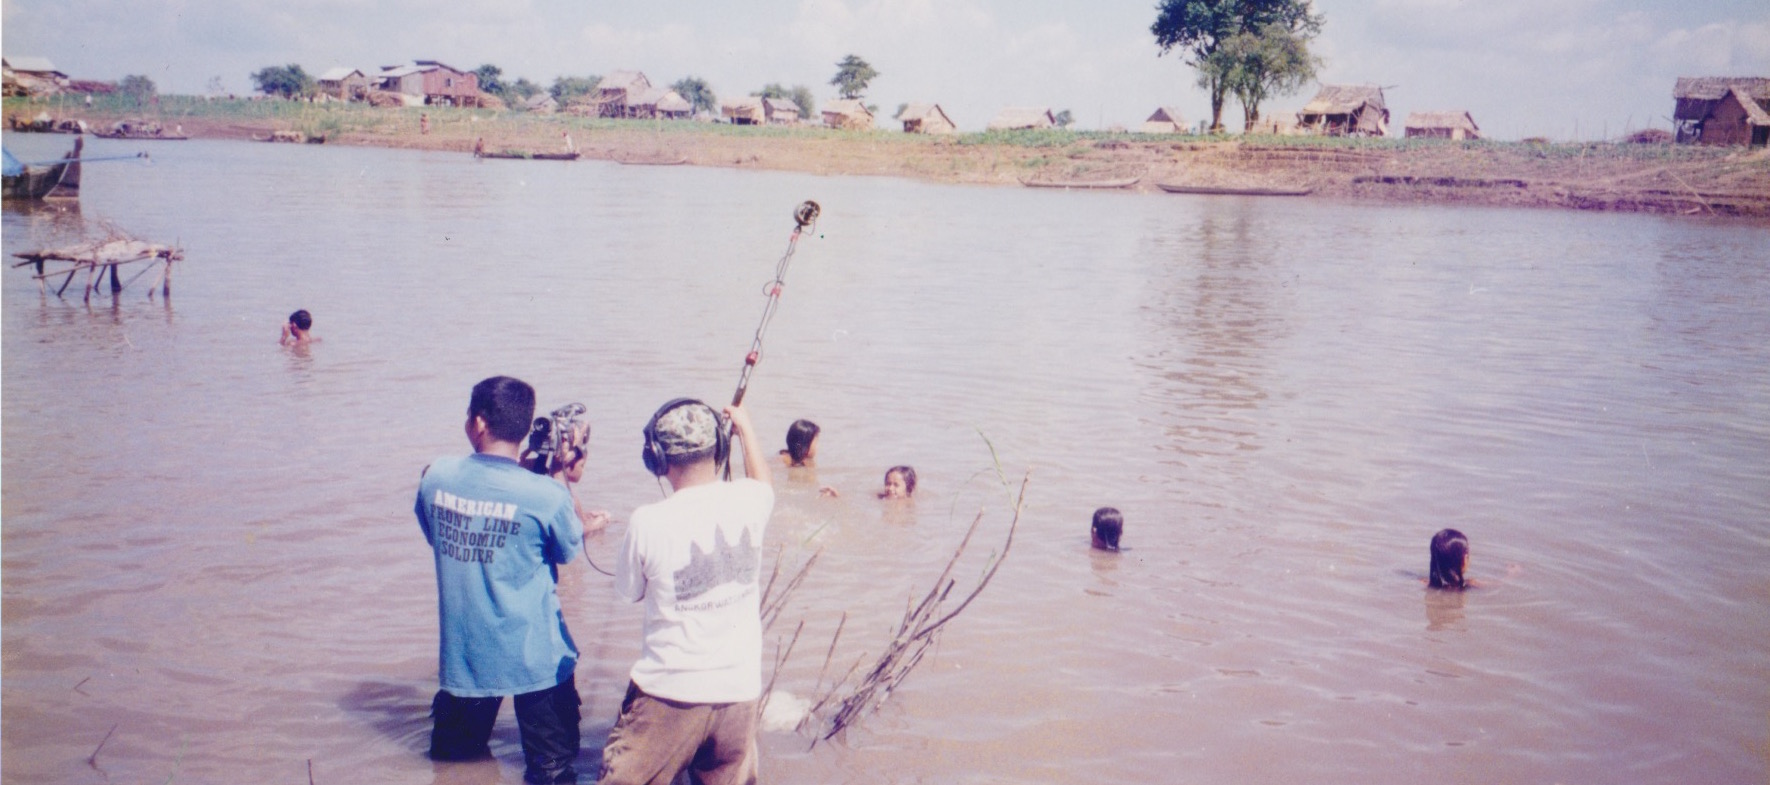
9, 95, 1770, 218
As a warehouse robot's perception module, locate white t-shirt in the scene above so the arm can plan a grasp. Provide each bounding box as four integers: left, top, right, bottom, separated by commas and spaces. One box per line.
616, 478, 774, 703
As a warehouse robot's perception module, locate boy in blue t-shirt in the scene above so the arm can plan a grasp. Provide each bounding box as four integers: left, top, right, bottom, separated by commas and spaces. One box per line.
416, 376, 585, 785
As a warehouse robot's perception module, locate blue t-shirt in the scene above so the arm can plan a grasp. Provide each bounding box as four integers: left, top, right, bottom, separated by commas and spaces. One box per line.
416, 453, 584, 697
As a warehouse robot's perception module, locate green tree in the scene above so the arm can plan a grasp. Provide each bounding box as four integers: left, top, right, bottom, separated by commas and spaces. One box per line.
1054, 109, 1075, 127
251, 64, 314, 99
830, 54, 879, 100
671, 76, 717, 115
1216, 22, 1319, 131
550, 75, 600, 104
755, 83, 816, 119
118, 74, 156, 104
1151, 0, 1321, 133
473, 64, 506, 98
506, 78, 542, 102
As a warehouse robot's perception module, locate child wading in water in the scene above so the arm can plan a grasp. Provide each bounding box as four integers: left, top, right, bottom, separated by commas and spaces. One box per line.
1091, 507, 1122, 551
1428, 528, 1473, 589
779, 419, 837, 497
280, 309, 317, 346
878, 466, 916, 499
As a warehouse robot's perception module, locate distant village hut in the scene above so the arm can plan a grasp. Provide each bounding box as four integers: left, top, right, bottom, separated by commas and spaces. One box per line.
763, 97, 801, 125
373, 61, 480, 107
589, 70, 651, 118
2, 56, 70, 97
523, 93, 558, 114
317, 68, 368, 102
988, 107, 1056, 131
1297, 84, 1389, 137
722, 96, 766, 125
898, 103, 956, 134
1403, 110, 1481, 140
822, 99, 874, 130
1139, 107, 1187, 134
1673, 77, 1770, 146
623, 87, 690, 119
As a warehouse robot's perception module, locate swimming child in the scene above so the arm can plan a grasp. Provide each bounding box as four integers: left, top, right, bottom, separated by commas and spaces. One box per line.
1090, 507, 1122, 551
1428, 528, 1471, 589
878, 465, 917, 499
779, 419, 821, 466
279, 309, 316, 346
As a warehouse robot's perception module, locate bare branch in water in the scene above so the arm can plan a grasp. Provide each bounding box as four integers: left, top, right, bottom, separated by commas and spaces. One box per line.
88, 723, 118, 779
808, 472, 1026, 744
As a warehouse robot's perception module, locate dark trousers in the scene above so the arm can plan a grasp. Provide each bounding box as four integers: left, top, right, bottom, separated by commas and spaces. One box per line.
430, 675, 582, 785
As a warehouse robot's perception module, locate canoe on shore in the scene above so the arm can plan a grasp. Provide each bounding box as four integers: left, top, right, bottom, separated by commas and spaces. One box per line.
1157, 183, 1312, 197
1019, 176, 1141, 190
473, 149, 580, 161
617, 155, 689, 166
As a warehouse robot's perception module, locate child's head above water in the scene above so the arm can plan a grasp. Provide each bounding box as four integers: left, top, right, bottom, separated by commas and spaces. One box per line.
781, 419, 821, 466
288, 309, 313, 332
1428, 528, 1469, 589
1091, 507, 1122, 551
879, 465, 916, 499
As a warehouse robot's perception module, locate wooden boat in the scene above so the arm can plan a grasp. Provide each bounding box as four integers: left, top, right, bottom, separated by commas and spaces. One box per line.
254, 131, 325, 144
3, 137, 82, 201
1156, 183, 1312, 196
475, 150, 580, 161
1020, 175, 1140, 190
94, 121, 187, 140
617, 155, 689, 166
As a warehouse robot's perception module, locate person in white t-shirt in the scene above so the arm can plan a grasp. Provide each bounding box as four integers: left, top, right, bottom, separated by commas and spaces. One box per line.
601, 398, 773, 785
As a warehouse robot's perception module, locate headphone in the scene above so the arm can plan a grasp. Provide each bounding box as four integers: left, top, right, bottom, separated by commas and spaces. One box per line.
641, 398, 731, 477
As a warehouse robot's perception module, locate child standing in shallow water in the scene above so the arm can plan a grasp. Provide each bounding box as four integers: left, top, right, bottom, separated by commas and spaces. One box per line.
878, 466, 916, 499
1428, 528, 1472, 589
280, 309, 316, 346
1091, 507, 1122, 551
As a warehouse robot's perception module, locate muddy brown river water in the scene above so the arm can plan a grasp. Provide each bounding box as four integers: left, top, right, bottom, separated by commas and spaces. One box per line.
3, 134, 1767, 784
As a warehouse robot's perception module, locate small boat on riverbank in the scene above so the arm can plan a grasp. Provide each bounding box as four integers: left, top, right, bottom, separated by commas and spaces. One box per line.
472, 138, 579, 161
94, 120, 187, 140
1157, 183, 1313, 197
1020, 175, 1141, 190
3, 137, 82, 201
616, 155, 689, 166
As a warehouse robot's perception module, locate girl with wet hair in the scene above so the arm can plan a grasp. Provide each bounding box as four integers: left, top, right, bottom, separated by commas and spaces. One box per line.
779, 419, 821, 467
878, 465, 917, 499
1428, 528, 1471, 589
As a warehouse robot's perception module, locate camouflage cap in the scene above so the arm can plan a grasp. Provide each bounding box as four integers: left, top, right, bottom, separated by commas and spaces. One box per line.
654, 401, 719, 457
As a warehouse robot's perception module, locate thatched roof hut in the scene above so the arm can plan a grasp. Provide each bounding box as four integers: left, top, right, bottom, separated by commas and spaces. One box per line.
623, 86, 690, 119
1403, 110, 1481, 140
722, 96, 766, 125
1672, 77, 1770, 146
898, 103, 956, 134
988, 107, 1056, 131
1297, 84, 1388, 137
763, 97, 800, 124
524, 93, 558, 113
589, 70, 651, 118
822, 99, 874, 130
1139, 107, 1187, 134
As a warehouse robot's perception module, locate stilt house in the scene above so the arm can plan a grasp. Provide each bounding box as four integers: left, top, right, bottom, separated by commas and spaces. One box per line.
722, 96, 766, 125
898, 103, 957, 134
1297, 84, 1389, 136
763, 97, 800, 125
1673, 77, 1770, 146
317, 68, 368, 102
373, 61, 480, 106
1403, 110, 1481, 140
589, 71, 651, 118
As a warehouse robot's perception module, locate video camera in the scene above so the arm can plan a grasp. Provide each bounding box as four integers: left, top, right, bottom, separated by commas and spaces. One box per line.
525, 402, 588, 474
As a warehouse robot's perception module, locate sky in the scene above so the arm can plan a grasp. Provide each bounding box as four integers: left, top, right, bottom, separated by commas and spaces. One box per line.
4, 0, 1768, 139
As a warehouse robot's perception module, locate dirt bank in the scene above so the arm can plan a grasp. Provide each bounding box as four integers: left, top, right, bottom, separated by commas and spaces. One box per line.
13, 98, 1770, 219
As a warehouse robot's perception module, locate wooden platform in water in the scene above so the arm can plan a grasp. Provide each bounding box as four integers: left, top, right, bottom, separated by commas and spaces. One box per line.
13, 238, 182, 302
